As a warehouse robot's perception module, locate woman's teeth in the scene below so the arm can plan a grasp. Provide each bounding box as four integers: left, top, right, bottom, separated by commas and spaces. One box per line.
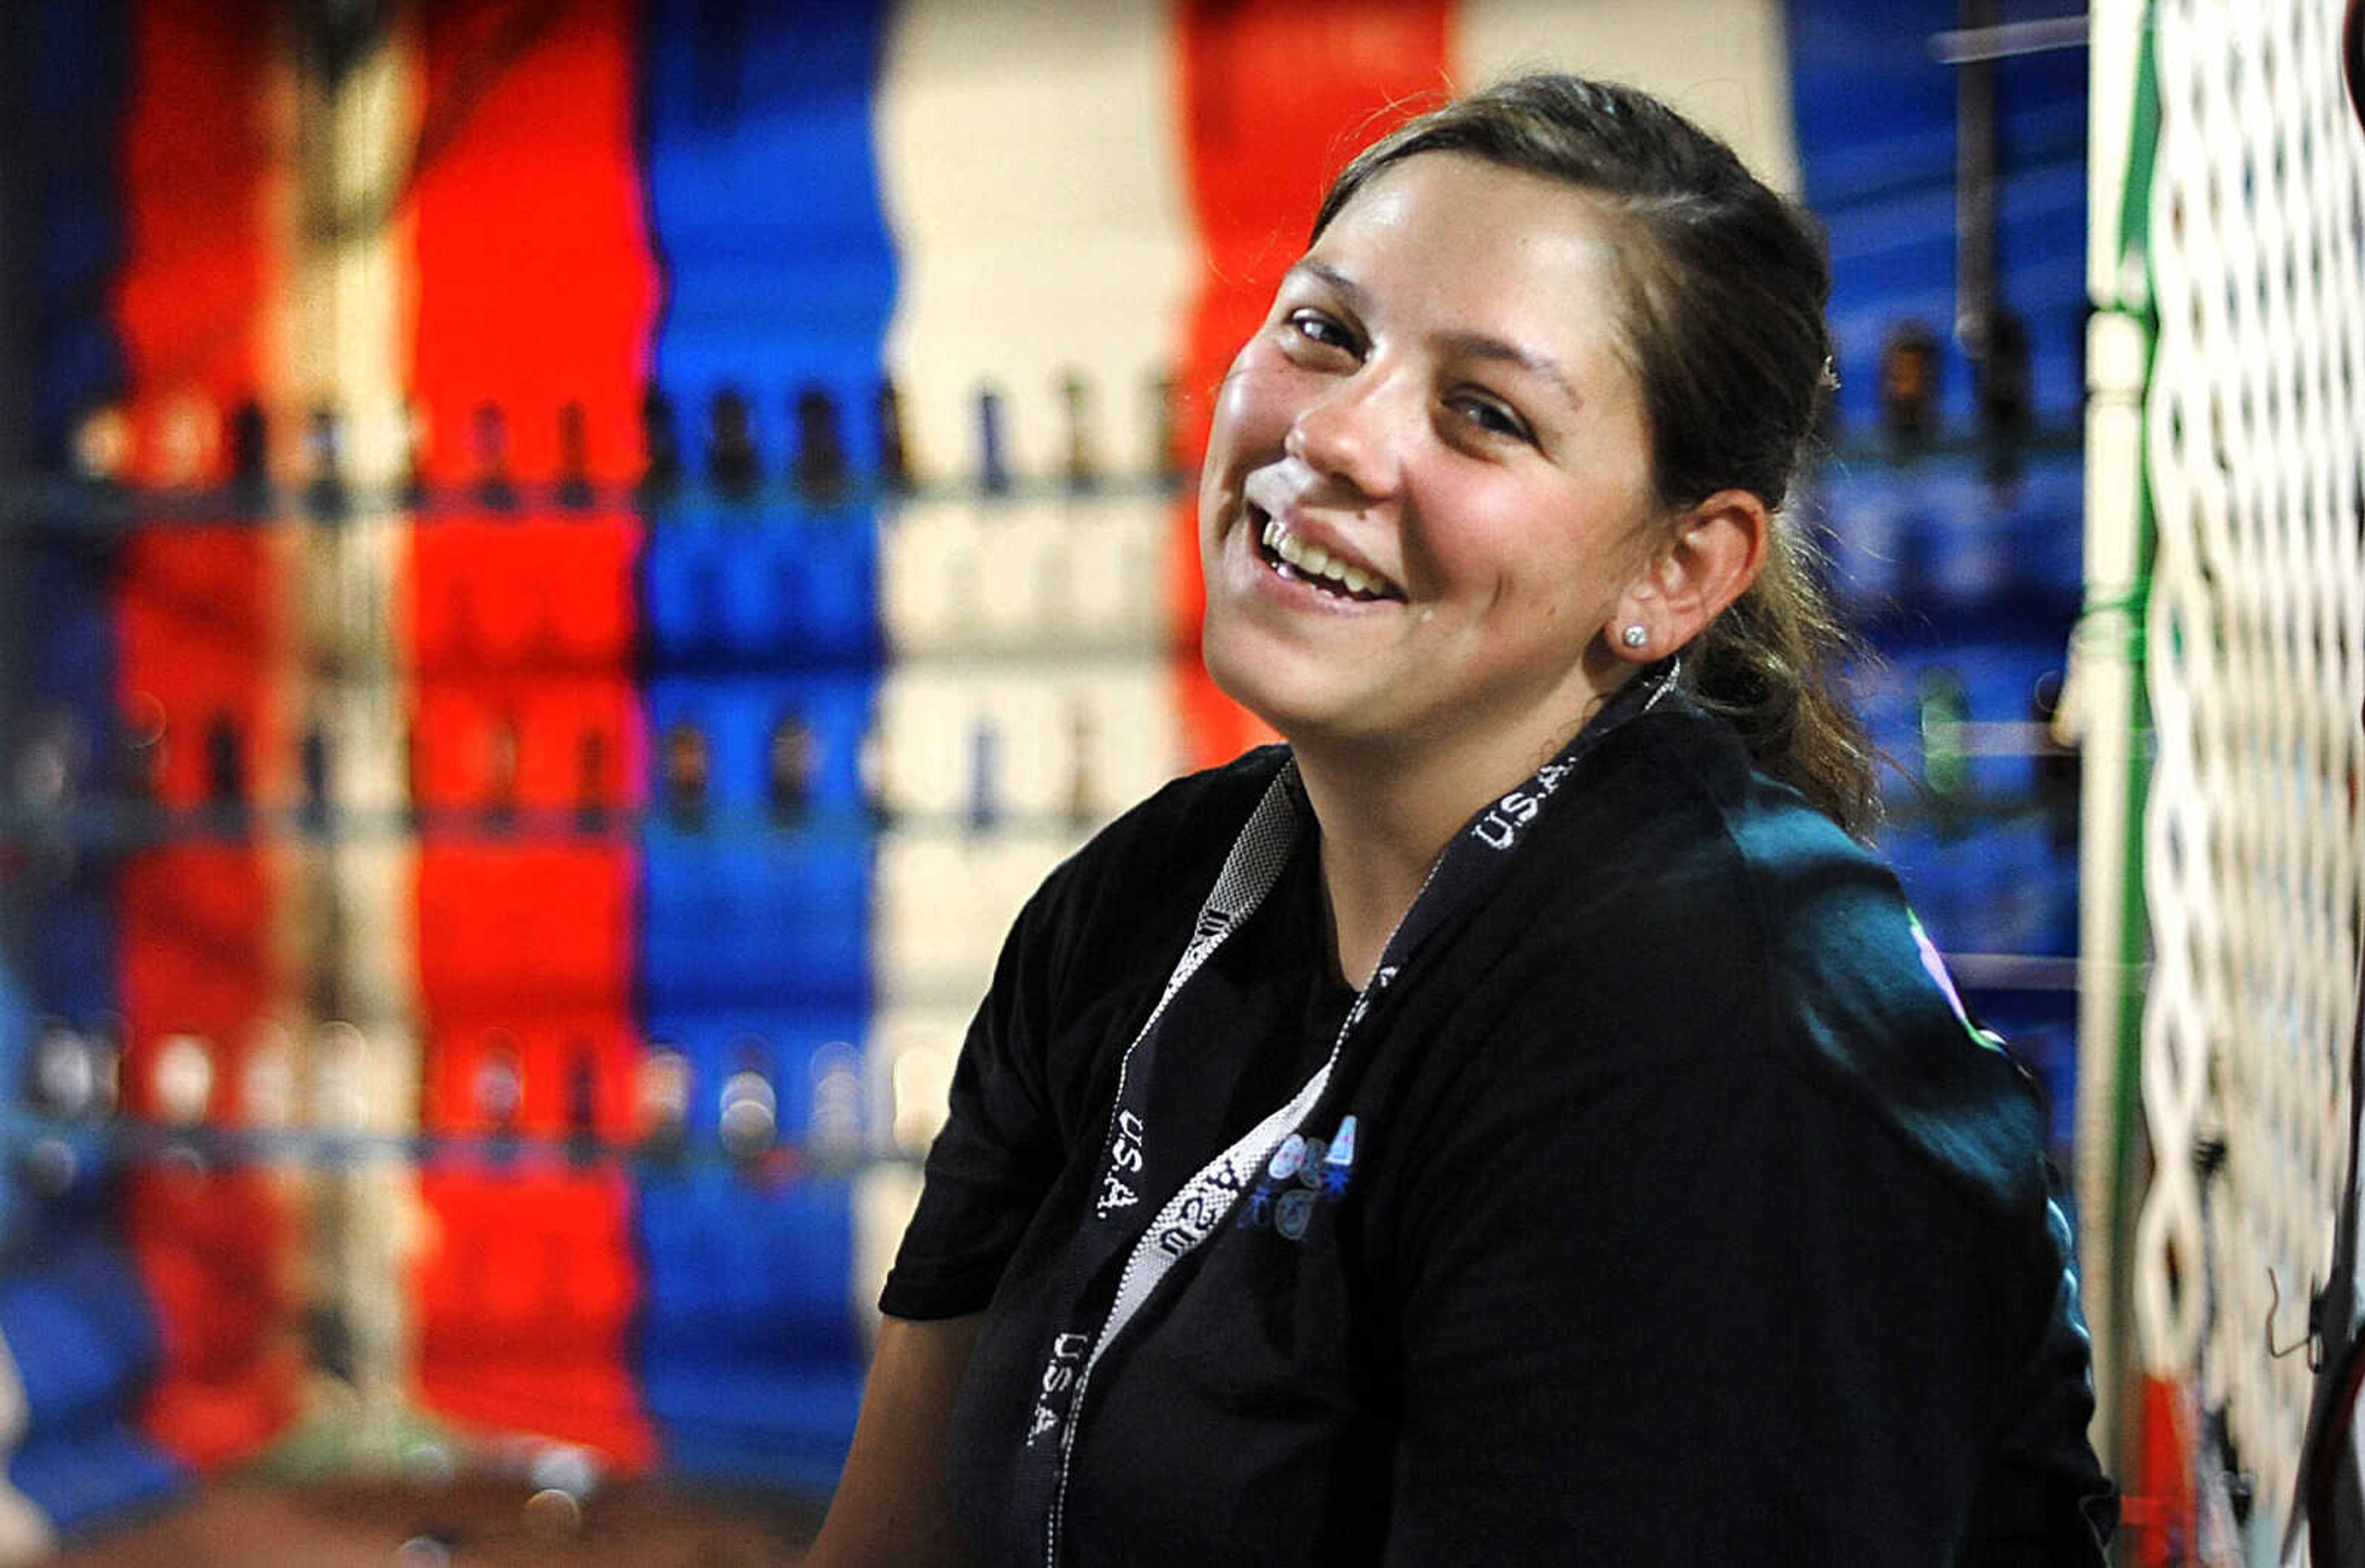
1258, 514, 1394, 600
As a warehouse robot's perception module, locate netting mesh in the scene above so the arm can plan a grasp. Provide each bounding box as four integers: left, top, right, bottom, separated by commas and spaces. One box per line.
2135, 0, 2365, 1527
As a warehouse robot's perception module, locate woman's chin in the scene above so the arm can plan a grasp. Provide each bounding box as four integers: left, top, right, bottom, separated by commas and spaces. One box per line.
1202, 644, 1384, 758
1202, 636, 1320, 746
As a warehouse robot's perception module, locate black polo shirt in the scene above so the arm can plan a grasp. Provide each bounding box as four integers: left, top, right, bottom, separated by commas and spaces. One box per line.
881, 697, 2114, 1566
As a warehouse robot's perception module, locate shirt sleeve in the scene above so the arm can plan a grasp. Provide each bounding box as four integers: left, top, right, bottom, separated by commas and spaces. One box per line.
1377, 1048, 2109, 1566
1959, 1194, 2121, 1561
876, 873, 1073, 1321
876, 756, 1287, 1322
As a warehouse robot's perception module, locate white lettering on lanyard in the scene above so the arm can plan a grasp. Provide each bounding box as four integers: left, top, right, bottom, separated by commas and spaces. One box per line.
1152, 1161, 1250, 1257
1468, 663, 1675, 850
1096, 1109, 1146, 1216
1470, 758, 1576, 849
1026, 1332, 1093, 1447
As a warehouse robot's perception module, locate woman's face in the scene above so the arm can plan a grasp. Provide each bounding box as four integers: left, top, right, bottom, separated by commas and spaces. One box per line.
1199, 152, 1665, 771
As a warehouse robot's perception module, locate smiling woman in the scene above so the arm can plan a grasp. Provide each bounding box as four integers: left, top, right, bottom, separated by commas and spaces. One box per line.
807, 75, 2115, 1568
1198, 155, 1696, 986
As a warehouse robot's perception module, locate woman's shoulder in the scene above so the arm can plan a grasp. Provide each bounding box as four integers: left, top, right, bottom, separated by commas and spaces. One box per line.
1500, 695, 1885, 971
1053, 744, 1290, 894
1579, 698, 1938, 1014
1500, 699, 2053, 1227
1007, 744, 1294, 971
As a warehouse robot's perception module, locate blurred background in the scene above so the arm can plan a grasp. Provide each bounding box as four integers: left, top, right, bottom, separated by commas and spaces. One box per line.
0, 0, 2098, 1559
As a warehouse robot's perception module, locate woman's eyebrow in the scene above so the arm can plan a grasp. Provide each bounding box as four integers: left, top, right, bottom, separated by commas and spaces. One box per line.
1434, 331, 1583, 411
1287, 258, 1365, 308
1287, 257, 1582, 410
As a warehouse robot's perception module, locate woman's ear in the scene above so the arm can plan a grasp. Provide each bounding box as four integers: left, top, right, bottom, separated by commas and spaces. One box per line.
1606, 490, 1769, 662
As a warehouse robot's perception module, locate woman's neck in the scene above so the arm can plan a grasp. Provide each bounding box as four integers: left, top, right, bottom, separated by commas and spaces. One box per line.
1288, 661, 1650, 988
1295, 743, 1526, 991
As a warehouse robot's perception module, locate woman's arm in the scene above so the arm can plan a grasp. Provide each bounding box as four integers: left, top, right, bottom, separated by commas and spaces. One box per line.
802, 1312, 984, 1568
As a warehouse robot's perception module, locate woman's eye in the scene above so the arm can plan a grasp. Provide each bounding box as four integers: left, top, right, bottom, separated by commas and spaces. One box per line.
1286, 310, 1356, 352
1453, 395, 1534, 444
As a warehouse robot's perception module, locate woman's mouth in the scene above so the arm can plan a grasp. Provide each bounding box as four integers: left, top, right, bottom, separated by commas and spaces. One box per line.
1252, 507, 1404, 603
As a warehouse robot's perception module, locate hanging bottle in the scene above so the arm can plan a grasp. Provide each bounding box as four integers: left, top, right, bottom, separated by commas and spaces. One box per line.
638, 387, 683, 505
471, 400, 519, 511
118, 694, 166, 816
204, 711, 246, 815
30, 1019, 98, 1121
401, 716, 427, 828
1878, 319, 1942, 454
474, 1032, 524, 1162
2030, 669, 2079, 854
1065, 698, 1097, 831
300, 716, 333, 831
1146, 369, 1182, 486
304, 402, 350, 521
229, 397, 272, 517
767, 709, 815, 826
397, 396, 429, 511
1057, 367, 1097, 492
70, 403, 131, 491
556, 400, 596, 511
718, 1041, 778, 1168
1916, 665, 1973, 821
575, 727, 612, 833
807, 1042, 864, 1168
875, 377, 912, 494
661, 718, 710, 831
975, 383, 1010, 495
485, 708, 522, 831
152, 1032, 217, 1129
706, 387, 761, 503
1975, 309, 2034, 483
966, 712, 1000, 834
565, 1041, 600, 1167
637, 1046, 690, 1162
792, 384, 851, 505
156, 392, 217, 491
241, 1020, 297, 1133
857, 715, 893, 829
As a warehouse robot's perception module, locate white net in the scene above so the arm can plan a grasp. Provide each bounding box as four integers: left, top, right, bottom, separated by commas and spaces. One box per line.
2133, 0, 2365, 1537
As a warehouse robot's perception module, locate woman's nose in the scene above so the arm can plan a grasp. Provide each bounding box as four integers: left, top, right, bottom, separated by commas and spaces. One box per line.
1282, 370, 1402, 499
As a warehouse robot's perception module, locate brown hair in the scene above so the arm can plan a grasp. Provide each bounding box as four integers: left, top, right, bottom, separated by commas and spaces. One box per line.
1314, 74, 1878, 837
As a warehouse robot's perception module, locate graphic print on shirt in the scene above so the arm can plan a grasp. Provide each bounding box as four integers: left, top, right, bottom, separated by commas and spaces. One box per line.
1238, 1113, 1359, 1242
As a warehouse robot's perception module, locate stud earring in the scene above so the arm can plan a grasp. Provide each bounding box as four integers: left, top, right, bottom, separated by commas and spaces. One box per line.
1620, 624, 1649, 650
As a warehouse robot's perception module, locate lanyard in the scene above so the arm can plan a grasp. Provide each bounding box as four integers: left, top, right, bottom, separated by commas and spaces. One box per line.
1023, 661, 1680, 1566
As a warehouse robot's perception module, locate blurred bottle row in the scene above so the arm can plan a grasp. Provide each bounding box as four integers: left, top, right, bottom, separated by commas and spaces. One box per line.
9, 1014, 925, 1174
10, 657, 2078, 855
1809, 451, 2082, 623
4, 669, 1173, 843
1864, 649, 2082, 960
1848, 311, 2066, 466
10, 310, 2064, 520
28, 469, 2072, 666
26, 373, 1188, 517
